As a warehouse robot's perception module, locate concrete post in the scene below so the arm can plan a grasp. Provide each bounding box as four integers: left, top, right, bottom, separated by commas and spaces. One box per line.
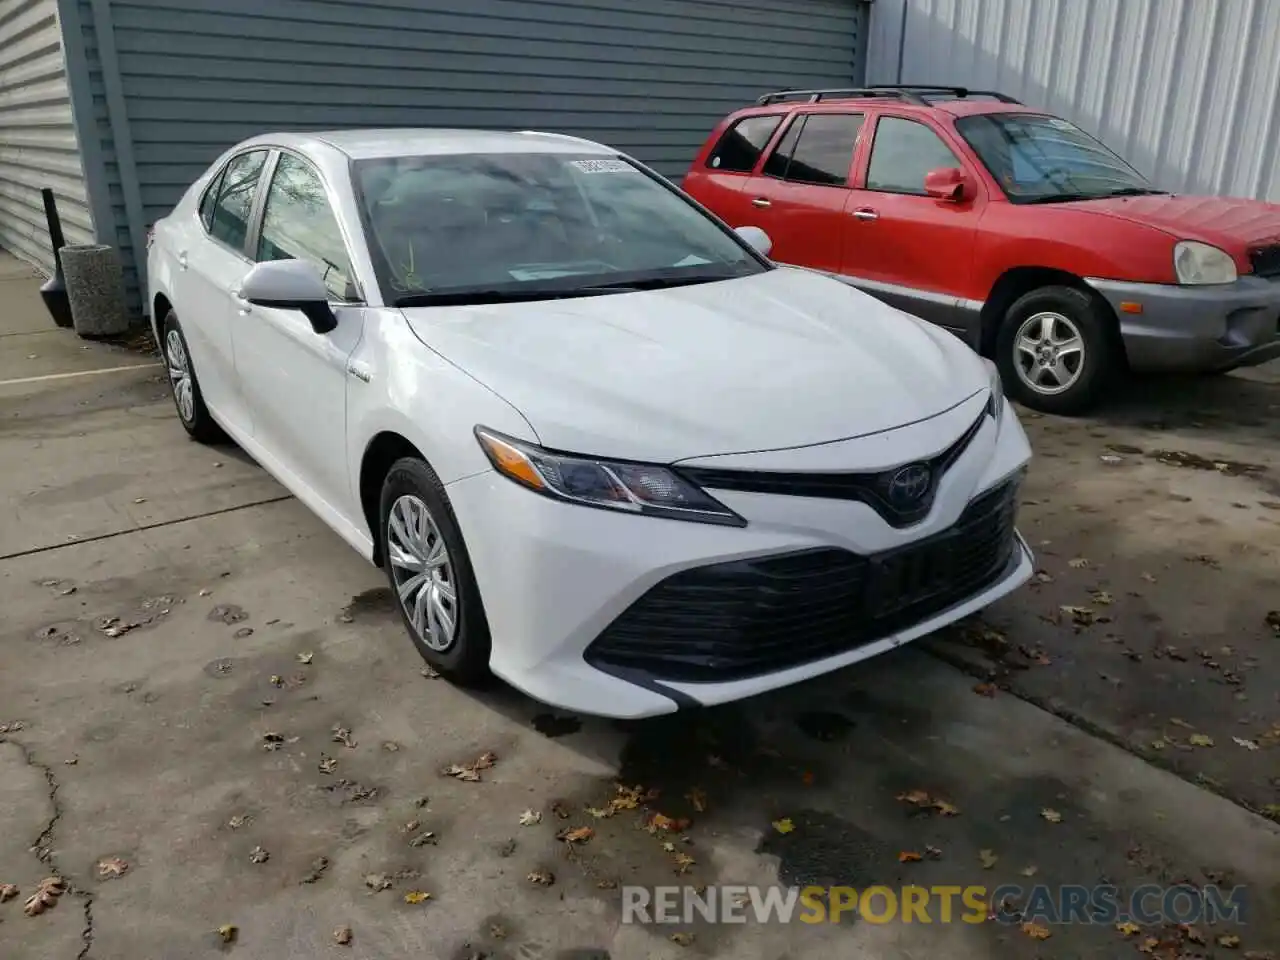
61, 244, 132, 338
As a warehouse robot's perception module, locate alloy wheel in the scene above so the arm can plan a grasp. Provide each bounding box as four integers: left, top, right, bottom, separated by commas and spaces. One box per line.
387, 494, 458, 652
165, 329, 195, 422
1013, 311, 1085, 395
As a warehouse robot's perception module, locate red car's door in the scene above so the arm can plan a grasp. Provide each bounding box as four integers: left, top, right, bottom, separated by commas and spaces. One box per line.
683, 113, 788, 231
741, 111, 866, 274
842, 112, 987, 341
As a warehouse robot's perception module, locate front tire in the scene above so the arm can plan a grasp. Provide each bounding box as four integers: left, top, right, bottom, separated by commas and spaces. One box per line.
378, 457, 491, 684
996, 285, 1117, 415
162, 311, 225, 443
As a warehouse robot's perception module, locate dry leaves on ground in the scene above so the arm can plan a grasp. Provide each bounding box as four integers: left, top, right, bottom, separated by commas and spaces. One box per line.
1040, 808, 1063, 823
771, 817, 795, 835
217, 924, 238, 944
331, 725, 356, 748
896, 789, 960, 816
23, 877, 66, 916
557, 826, 594, 844
1068, 557, 1090, 569
686, 787, 708, 812
1218, 933, 1241, 948
1189, 734, 1215, 748
1116, 921, 1141, 936
364, 874, 393, 892
973, 682, 998, 697
1022, 921, 1052, 940
518, 809, 542, 826
97, 857, 129, 879
898, 851, 922, 863
296, 651, 314, 664
333, 925, 353, 946
442, 751, 498, 782
249, 846, 269, 864
673, 852, 696, 874
979, 849, 998, 869
0, 883, 19, 902
403, 891, 432, 904
527, 869, 555, 886
318, 754, 338, 774
670, 932, 696, 946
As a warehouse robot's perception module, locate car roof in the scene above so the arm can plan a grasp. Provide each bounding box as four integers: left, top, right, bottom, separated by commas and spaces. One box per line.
739, 98, 1044, 121
234, 128, 618, 160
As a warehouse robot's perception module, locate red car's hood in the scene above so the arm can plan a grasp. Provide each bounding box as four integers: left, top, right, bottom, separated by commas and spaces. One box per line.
1076, 194, 1280, 252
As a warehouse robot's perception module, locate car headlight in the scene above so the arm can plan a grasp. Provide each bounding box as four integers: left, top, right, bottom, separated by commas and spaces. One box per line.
1174, 241, 1237, 285
982, 358, 1005, 420
474, 427, 746, 527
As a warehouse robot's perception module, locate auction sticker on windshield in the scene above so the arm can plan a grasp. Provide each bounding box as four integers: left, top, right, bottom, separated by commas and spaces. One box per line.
572, 159, 634, 174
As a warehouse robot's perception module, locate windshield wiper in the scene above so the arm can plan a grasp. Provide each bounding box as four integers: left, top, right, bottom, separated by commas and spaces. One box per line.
1020, 192, 1098, 205
1104, 186, 1168, 197
588, 266, 751, 291
394, 286, 635, 307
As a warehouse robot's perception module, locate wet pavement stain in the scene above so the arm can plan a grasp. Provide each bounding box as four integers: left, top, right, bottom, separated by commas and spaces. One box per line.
758, 808, 890, 892
794, 710, 856, 742
1147, 449, 1267, 476
341, 586, 396, 621
531, 713, 582, 738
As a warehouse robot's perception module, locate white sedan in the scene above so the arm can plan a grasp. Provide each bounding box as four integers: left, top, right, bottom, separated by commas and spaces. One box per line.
146, 128, 1034, 719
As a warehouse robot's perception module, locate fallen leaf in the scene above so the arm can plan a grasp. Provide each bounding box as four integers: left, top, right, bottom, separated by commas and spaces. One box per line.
1069, 557, 1090, 569
1219, 934, 1241, 948
979, 849, 998, 869
557, 826, 594, 844
1020, 865, 1038, 877
1116, 921, 1141, 936
673, 852, 696, 874
925, 845, 943, 860
662, 841, 676, 853
1022, 921, 1052, 940
38, 877, 65, 896
382, 741, 400, 752
228, 814, 251, 829
1169, 717, 1194, 729
268, 675, 283, 687
1059, 604, 1096, 625
772, 817, 795, 834
331, 725, 356, 748
0, 883, 18, 902
318, 755, 338, 774
217, 925, 238, 944
334, 925, 352, 946
897, 789, 931, 805
1032, 570, 1054, 584
527, 869, 555, 886
403, 891, 431, 904
442, 751, 498, 782
296, 651, 314, 664
249, 846, 269, 864
973, 682, 998, 697
801, 770, 815, 786
300, 856, 330, 884
96, 856, 129, 879
1181, 925, 1206, 945
1090, 590, 1115, 605
550, 799, 572, 819
898, 851, 922, 863
420, 665, 440, 679
1232, 737, 1259, 751
670, 932, 696, 946
1263, 804, 1280, 821
686, 787, 708, 812
1141, 572, 1157, 583
518, 809, 542, 826
364, 873, 393, 892
1189, 734, 1214, 747
1040, 808, 1063, 823
933, 799, 960, 816
1244, 952, 1277, 960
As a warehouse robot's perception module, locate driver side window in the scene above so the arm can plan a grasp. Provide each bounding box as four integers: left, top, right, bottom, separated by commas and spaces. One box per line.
256, 153, 356, 301
866, 117, 962, 196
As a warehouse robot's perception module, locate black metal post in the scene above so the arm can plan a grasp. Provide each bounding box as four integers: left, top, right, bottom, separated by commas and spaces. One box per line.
39, 187, 74, 328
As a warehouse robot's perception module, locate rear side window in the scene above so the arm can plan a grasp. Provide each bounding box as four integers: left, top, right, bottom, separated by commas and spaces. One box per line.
763, 114, 863, 186
198, 169, 225, 232
706, 115, 782, 173
208, 149, 268, 251
866, 117, 962, 195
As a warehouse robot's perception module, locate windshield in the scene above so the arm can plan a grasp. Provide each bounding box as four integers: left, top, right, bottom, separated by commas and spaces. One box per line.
954, 113, 1164, 204
352, 152, 767, 304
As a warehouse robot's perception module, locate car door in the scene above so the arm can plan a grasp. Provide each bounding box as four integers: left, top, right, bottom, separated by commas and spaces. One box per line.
172, 148, 270, 434
230, 149, 366, 516
685, 113, 787, 229
842, 113, 986, 340
741, 111, 865, 273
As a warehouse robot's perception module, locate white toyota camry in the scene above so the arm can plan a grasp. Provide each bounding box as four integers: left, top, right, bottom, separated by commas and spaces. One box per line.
147, 128, 1034, 719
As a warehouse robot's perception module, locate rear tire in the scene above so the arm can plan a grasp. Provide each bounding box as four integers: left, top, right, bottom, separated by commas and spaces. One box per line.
996, 285, 1117, 415
162, 311, 225, 443
378, 457, 492, 685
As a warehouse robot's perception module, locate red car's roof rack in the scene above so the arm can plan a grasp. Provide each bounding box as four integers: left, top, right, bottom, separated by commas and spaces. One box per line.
755, 85, 1022, 107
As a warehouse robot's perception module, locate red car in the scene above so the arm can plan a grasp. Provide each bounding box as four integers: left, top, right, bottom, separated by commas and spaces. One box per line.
682, 85, 1280, 414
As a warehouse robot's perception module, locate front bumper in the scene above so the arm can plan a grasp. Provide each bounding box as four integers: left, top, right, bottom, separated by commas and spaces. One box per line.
1086, 275, 1280, 373
445, 397, 1033, 719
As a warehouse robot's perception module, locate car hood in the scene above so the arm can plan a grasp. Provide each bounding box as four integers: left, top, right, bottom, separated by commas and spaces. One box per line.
1074, 194, 1280, 251
400, 267, 987, 463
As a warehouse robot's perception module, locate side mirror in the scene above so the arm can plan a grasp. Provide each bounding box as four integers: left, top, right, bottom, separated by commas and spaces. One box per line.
238, 259, 337, 334
735, 225, 773, 257
924, 167, 969, 202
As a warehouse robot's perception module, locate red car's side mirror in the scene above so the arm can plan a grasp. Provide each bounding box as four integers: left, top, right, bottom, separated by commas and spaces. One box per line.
924, 167, 969, 202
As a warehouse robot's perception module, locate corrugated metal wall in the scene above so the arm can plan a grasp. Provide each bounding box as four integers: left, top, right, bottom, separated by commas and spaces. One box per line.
0, 0, 93, 274
59, 0, 868, 315
867, 0, 1280, 203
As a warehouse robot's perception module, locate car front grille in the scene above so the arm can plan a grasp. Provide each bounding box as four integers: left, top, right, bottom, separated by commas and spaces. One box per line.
1249, 244, 1280, 279
678, 410, 987, 528
585, 475, 1022, 683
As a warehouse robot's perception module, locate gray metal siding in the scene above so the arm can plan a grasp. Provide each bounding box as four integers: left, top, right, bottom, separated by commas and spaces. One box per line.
64, 0, 867, 315
867, 0, 1280, 203
0, 0, 93, 274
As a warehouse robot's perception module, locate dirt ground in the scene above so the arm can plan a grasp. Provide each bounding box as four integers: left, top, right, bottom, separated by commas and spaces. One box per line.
1, 253, 1278, 960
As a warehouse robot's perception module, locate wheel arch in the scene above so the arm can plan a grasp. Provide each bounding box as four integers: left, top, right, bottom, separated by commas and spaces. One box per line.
152, 292, 173, 347
978, 267, 1126, 365
358, 431, 427, 566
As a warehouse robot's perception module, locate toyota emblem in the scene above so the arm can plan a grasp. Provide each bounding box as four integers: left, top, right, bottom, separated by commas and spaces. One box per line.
885, 464, 932, 507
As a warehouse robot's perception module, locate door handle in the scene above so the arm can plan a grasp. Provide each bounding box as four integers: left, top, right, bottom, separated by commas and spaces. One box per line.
852, 208, 879, 221
751, 197, 771, 208
176, 251, 189, 270
231, 288, 252, 315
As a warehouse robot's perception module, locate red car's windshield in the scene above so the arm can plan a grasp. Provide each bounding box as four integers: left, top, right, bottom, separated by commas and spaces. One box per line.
955, 112, 1166, 204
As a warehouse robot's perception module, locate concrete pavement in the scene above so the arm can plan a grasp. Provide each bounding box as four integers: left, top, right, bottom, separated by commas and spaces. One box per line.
1, 253, 1278, 959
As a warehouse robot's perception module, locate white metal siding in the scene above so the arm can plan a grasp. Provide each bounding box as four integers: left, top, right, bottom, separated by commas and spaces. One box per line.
867, 0, 1280, 203
0, 0, 92, 274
